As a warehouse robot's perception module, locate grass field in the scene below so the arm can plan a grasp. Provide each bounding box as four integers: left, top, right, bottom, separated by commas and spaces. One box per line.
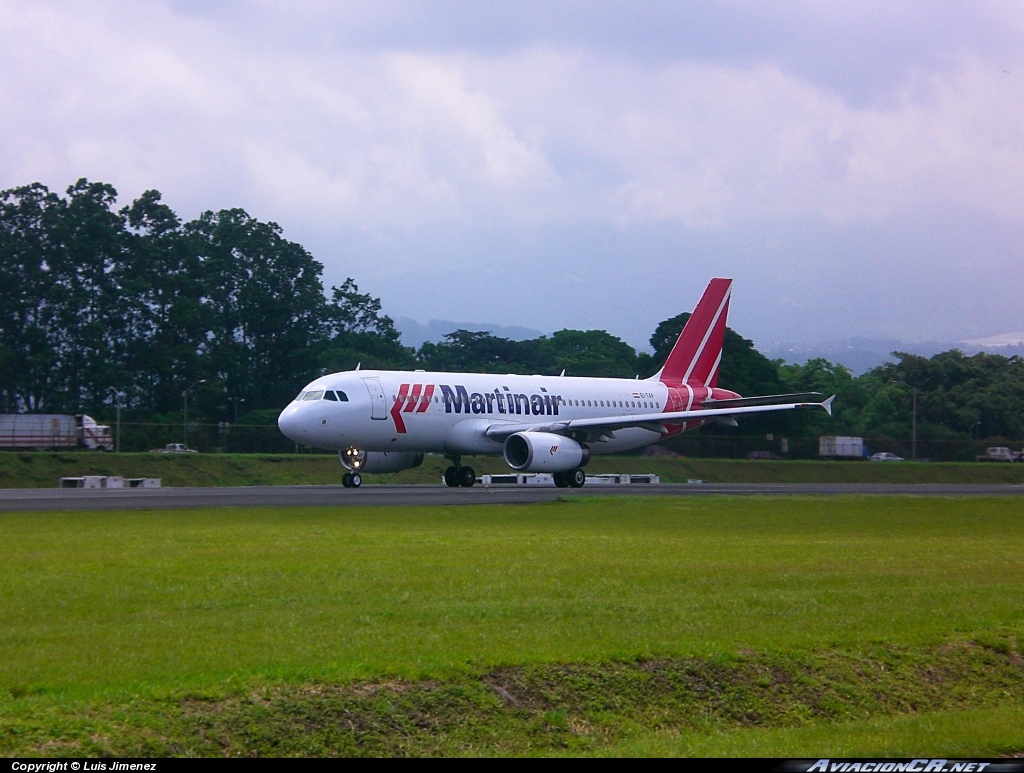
1, 495, 1023, 756
3, 450, 1024, 488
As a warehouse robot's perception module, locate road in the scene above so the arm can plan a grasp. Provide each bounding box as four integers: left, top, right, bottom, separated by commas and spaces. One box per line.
0, 482, 1021, 511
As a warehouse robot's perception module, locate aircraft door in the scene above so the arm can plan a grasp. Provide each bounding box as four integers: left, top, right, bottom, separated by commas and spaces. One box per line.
363, 378, 388, 420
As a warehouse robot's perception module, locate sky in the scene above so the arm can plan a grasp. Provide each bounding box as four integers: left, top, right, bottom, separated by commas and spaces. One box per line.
1, 1, 1022, 351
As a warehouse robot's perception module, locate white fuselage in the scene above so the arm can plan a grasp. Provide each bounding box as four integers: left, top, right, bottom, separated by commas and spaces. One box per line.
277, 370, 699, 456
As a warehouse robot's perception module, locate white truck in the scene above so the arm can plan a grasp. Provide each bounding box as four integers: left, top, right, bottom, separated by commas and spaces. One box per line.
819, 435, 867, 459
0, 414, 114, 451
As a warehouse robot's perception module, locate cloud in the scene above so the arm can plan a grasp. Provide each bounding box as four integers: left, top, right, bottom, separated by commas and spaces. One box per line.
1, 0, 1022, 344
3, 2, 1021, 237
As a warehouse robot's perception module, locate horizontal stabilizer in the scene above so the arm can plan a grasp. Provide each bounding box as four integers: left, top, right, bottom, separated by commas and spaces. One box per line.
701, 392, 823, 409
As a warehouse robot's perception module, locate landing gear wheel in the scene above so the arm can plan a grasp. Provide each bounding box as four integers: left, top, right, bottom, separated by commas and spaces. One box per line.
553, 471, 570, 488
444, 466, 459, 487
459, 466, 476, 488
350, 473, 362, 488
568, 468, 586, 488
342, 472, 353, 488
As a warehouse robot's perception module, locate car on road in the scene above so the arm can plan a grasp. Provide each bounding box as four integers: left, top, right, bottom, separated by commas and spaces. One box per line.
976, 446, 1021, 462
869, 452, 904, 462
151, 443, 198, 454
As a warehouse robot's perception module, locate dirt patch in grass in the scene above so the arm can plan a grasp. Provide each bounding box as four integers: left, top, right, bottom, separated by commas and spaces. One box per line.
3, 639, 1023, 757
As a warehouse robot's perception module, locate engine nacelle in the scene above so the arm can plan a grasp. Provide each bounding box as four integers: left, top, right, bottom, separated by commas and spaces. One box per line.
340, 448, 424, 474
503, 432, 589, 472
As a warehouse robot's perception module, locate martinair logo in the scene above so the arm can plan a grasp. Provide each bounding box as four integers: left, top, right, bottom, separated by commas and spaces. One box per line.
389, 384, 435, 434
389, 383, 564, 433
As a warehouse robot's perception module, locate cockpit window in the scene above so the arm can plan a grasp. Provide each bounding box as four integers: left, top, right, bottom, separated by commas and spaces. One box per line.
303, 390, 325, 401
323, 390, 338, 401
337, 390, 349, 402
294, 392, 305, 402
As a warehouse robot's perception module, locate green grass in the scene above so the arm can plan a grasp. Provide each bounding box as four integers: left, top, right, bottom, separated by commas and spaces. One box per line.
1, 495, 1023, 755
611, 705, 1024, 757
3, 450, 1024, 488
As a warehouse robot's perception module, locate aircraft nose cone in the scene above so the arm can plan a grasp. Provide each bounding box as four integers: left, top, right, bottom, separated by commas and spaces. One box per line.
277, 406, 303, 442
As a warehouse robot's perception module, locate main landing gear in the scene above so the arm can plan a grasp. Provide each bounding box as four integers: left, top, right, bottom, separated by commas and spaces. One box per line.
342, 472, 362, 488
443, 456, 476, 488
553, 468, 587, 489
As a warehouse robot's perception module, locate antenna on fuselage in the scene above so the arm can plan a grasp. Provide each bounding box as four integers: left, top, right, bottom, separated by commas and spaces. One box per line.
559, 369, 565, 377
354, 362, 361, 371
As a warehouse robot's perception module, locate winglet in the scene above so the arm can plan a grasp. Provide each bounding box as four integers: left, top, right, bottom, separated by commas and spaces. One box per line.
822, 395, 835, 416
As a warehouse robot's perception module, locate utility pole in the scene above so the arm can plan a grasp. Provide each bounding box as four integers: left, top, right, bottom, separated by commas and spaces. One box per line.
892, 379, 929, 461
111, 389, 125, 453
183, 379, 206, 448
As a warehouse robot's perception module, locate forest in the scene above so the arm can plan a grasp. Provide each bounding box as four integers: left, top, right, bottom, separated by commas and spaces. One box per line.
2, 180, 1022, 459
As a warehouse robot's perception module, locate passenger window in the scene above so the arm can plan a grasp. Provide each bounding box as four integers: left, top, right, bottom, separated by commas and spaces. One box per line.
337, 391, 349, 402
303, 390, 324, 401
323, 390, 338, 401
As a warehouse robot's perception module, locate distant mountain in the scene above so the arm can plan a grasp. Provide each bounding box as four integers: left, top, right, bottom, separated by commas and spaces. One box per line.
961, 332, 1024, 348
762, 334, 1024, 375
761, 338, 956, 375
395, 317, 546, 350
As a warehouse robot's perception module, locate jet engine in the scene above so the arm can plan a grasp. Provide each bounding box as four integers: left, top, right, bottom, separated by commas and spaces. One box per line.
340, 448, 424, 474
503, 432, 589, 472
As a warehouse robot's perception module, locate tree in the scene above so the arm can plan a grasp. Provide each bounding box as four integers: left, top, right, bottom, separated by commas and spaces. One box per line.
541, 329, 639, 378
119, 189, 206, 414
320, 279, 415, 372
189, 208, 330, 412
416, 330, 543, 373
0, 183, 62, 411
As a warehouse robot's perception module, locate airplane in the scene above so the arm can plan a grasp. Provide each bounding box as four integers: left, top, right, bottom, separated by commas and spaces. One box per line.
277, 278, 834, 488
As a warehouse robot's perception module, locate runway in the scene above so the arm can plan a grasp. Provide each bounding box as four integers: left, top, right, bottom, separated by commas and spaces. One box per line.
0, 481, 1022, 511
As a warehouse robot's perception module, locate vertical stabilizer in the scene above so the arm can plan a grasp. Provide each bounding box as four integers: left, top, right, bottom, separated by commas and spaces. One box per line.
657, 278, 732, 387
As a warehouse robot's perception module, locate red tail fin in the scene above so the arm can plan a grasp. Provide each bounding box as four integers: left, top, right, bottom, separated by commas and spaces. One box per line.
657, 278, 732, 387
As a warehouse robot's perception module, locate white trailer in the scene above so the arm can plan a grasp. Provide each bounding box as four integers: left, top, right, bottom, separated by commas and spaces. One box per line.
0, 414, 114, 451
819, 435, 867, 459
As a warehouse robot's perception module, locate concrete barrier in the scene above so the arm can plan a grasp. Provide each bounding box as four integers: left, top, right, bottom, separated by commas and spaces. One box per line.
479, 472, 660, 486
59, 476, 160, 489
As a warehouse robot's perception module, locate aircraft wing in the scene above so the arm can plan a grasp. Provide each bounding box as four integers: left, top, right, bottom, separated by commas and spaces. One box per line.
483, 395, 834, 442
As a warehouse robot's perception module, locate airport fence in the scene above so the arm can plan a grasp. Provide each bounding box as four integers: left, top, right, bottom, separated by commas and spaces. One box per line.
662, 433, 1022, 462
90, 421, 1024, 462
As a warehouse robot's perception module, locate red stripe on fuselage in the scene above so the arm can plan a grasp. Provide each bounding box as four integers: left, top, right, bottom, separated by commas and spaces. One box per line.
404, 383, 422, 412
390, 384, 409, 433
417, 384, 434, 412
